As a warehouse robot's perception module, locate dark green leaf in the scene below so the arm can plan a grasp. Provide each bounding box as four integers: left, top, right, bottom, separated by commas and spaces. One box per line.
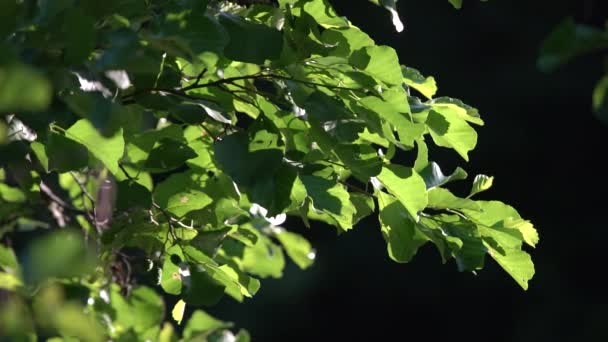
46, 132, 89, 172
220, 13, 283, 64
538, 18, 608, 72
144, 139, 198, 172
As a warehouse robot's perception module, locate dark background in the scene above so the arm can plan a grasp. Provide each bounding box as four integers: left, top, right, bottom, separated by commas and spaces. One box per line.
209, 1, 608, 340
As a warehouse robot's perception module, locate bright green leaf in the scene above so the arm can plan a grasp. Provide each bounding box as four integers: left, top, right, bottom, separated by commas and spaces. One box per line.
275, 230, 315, 269
377, 191, 427, 263
172, 300, 186, 325
377, 165, 427, 220
469, 174, 494, 197
65, 119, 125, 175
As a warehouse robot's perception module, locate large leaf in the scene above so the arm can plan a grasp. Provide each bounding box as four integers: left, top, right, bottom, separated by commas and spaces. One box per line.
301, 175, 356, 230
65, 119, 125, 175
154, 172, 213, 218
426, 109, 477, 161
377, 191, 427, 263
377, 165, 428, 220
350, 46, 403, 85
220, 13, 283, 64
274, 230, 315, 269
485, 244, 535, 290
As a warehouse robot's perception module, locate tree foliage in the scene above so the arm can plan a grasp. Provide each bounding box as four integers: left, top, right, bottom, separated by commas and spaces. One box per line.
0, 0, 537, 340
539, 17, 608, 124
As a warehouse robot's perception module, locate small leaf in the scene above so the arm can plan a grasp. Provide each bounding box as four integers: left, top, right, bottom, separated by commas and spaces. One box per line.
593, 74, 608, 124
419, 161, 467, 189
172, 300, 186, 325
469, 174, 494, 197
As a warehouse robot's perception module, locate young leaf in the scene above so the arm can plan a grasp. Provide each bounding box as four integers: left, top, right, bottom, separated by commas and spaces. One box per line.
469, 174, 494, 197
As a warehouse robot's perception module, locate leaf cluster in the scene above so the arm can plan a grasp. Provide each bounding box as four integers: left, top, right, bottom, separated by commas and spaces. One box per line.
0, 0, 536, 340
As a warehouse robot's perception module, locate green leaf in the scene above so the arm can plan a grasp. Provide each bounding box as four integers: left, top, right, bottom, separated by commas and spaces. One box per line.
427, 188, 481, 211
464, 201, 538, 249
402, 66, 437, 99
301, 175, 356, 230
183, 310, 232, 339
161, 246, 185, 295
65, 119, 125, 175
240, 235, 286, 278
426, 109, 477, 161
171, 299, 186, 325
469, 174, 494, 197
431, 97, 484, 126
377, 191, 427, 263
274, 230, 315, 269
109, 285, 165, 334
214, 130, 283, 188
301, 0, 349, 28
538, 18, 608, 72
220, 13, 283, 64
359, 96, 424, 148
350, 46, 403, 85
593, 74, 608, 124
439, 215, 486, 271
376, 165, 427, 220
115, 180, 152, 212
46, 132, 89, 172
0, 272, 22, 291
23, 230, 96, 285
182, 266, 226, 306
448, 0, 463, 9
321, 27, 375, 57
0, 184, 26, 203
0, 244, 19, 272
0, 63, 52, 112
144, 138, 197, 172
154, 172, 213, 218
486, 244, 535, 290
418, 161, 467, 189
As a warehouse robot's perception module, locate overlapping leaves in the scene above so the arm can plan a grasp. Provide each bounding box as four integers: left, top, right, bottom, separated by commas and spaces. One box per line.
0, 0, 536, 341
